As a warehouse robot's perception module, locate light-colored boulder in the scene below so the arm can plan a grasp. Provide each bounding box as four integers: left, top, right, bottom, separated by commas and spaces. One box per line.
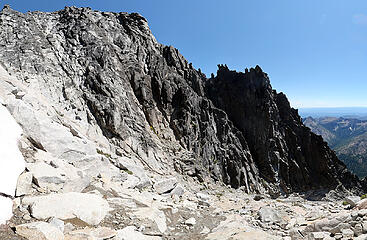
117, 157, 151, 189
185, 217, 196, 226
114, 226, 161, 240
171, 184, 185, 197
16, 221, 64, 240
303, 213, 352, 234
341, 228, 354, 238
206, 214, 281, 240
359, 209, 367, 217
355, 234, 367, 240
258, 207, 281, 224
16, 172, 33, 196
358, 199, 367, 210
196, 192, 210, 201
65, 227, 117, 240
345, 196, 361, 207
307, 232, 329, 240
153, 178, 177, 194
26, 162, 66, 191
132, 207, 167, 233
49, 218, 64, 233
355, 223, 364, 236
362, 221, 367, 233
24, 192, 110, 225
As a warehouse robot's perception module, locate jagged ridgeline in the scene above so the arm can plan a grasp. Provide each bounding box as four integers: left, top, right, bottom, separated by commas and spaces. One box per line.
0, 5, 363, 194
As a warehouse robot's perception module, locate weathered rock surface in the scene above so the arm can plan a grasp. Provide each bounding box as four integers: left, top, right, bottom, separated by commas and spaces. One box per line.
205, 65, 364, 193
65, 227, 117, 240
23, 193, 110, 225
16, 172, 33, 196
16, 221, 64, 240
114, 226, 161, 240
345, 196, 361, 207
153, 177, 177, 194
0, 5, 367, 240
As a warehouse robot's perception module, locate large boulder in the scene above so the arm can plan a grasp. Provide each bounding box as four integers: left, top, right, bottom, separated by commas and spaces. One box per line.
153, 178, 177, 194
23, 192, 110, 225
258, 207, 281, 224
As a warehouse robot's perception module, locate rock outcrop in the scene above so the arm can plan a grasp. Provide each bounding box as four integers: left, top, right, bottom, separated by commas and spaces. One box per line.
205, 65, 363, 193
0, 5, 366, 240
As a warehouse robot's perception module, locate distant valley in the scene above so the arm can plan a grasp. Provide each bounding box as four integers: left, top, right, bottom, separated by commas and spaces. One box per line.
303, 116, 367, 178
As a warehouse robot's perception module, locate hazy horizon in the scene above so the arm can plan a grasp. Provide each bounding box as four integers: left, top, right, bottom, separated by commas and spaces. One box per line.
299, 106, 367, 118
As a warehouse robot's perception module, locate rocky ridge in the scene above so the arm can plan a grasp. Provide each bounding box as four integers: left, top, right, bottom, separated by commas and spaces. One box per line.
0, 5, 366, 240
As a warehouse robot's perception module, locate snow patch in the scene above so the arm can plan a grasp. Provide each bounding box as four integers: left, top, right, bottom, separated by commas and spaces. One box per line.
0, 197, 13, 225
0, 99, 25, 224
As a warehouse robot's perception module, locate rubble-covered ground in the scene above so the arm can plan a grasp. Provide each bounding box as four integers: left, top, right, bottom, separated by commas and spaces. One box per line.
3, 164, 367, 240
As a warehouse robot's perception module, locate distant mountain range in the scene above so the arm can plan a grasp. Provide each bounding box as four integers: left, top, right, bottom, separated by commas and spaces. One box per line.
303, 116, 367, 178
299, 107, 367, 120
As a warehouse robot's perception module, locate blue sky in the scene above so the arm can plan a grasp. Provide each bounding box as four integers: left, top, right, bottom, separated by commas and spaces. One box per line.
2, 0, 367, 108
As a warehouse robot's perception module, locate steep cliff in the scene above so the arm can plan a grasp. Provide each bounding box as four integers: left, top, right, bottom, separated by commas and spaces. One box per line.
0, 5, 362, 197
206, 65, 363, 193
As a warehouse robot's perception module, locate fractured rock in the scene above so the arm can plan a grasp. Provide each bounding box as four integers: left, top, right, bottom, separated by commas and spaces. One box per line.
26, 162, 66, 191
153, 178, 177, 194
171, 184, 185, 197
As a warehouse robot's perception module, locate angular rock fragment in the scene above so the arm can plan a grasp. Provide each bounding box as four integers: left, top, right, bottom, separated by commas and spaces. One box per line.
16, 172, 33, 196
153, 178, 177, 194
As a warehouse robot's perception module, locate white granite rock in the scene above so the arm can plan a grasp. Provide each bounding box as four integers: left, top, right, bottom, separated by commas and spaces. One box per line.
153, 178, 177, 194
16, 221, 64, 240
23, 192, 110, 225
114, 226, 161, 240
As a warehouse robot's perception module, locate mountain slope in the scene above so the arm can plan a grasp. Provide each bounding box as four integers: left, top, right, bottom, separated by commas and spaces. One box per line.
2, 5, 367, 240
0, 5, 363, 197
304, 117, 367, 177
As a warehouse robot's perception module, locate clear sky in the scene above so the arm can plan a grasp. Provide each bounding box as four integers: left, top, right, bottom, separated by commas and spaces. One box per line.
1, 0, 367, 108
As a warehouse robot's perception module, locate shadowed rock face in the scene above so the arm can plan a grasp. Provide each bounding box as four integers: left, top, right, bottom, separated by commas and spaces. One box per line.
206, 65, 363, 193
0, 6, 363, 195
